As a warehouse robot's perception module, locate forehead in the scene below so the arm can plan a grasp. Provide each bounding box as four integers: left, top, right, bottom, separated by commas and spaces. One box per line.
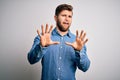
59, 10, 73, 15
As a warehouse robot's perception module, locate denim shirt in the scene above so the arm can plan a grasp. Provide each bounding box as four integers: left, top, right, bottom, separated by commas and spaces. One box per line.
28, 28, 90, 80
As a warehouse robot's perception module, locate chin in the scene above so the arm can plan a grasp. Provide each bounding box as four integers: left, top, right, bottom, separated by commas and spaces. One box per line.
62, 27, 69, 32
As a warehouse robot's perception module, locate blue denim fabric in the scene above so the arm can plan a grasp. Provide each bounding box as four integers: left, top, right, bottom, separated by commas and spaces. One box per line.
28, 28, 90, 80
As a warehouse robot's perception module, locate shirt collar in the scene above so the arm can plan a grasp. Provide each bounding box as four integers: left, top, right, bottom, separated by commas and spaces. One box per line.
52, 27, 72, 38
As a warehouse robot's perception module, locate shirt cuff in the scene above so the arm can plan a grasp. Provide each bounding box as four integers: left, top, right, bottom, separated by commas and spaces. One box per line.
40, 45, 47, 50
75, 50, 85, 59
39, 45, 48, 54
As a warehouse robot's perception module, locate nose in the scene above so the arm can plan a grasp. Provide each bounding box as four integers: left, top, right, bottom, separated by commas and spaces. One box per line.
65, 16, 69, 21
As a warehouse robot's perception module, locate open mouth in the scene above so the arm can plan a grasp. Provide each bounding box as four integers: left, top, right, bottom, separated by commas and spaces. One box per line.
63, 22, 69, 25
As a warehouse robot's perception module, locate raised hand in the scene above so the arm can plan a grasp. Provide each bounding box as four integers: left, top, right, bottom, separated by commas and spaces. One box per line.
66, 30, 88, 51
37, 24, 59, 47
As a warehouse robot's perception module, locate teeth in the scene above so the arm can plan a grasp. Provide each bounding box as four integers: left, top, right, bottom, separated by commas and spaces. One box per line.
63, 22, 68, 24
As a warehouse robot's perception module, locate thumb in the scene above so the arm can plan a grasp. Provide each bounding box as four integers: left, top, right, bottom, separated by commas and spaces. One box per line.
51, 41, 60, 45
65, 42, 73, 46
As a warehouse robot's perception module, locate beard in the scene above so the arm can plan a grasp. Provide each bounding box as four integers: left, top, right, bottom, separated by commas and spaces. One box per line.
57, 20, 70, 32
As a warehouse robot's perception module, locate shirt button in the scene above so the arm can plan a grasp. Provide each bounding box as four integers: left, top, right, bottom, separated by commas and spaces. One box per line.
59, 57, 62, 59
58, 78, 60, 80
60, 46, 62, 48
58, 68, 60, 70
61, 37, 63, 40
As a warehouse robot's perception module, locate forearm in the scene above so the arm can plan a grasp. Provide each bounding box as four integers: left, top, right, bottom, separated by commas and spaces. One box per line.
75, 46, 90, 72
28, 44, 43, 64
27, 36, 47, 64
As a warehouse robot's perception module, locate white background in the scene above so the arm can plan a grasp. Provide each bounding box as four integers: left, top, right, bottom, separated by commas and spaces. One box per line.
0, 0, 120, 80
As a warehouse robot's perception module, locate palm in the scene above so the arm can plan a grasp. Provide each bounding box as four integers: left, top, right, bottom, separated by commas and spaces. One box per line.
40, 33, 51, 47
37, 24, 59, 47
66, 30, 88, 51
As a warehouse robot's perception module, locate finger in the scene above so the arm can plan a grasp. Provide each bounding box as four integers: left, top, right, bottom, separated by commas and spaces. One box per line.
41, 25, 45, 35
83, 38, 88, 45
51, 41, 60, 44
82, 32, 86, 41
76, 30, 78, 38
45, 24, 48, 33
48, 25, 53, 33
79, 30, 84, 39
37, 29, 41, 37
65, 42, 73, 47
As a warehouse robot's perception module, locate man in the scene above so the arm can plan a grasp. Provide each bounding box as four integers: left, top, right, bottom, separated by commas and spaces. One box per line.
28, 4, 90, 80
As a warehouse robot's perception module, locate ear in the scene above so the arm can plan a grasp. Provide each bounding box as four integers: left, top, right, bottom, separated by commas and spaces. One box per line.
54, 15, 57, 22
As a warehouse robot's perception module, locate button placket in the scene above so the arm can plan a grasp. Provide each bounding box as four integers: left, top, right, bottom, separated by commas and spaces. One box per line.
57, 36, 64, 80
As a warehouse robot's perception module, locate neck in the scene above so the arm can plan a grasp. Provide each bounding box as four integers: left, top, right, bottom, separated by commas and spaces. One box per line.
56, 27, 68, 36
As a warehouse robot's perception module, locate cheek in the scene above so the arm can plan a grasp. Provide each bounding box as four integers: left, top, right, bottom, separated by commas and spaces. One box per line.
69, 18, 72, 22
59, 17, 65, 21
57, 19, 63, 24
69, 19, 72, 24
70, 20, 72, 23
